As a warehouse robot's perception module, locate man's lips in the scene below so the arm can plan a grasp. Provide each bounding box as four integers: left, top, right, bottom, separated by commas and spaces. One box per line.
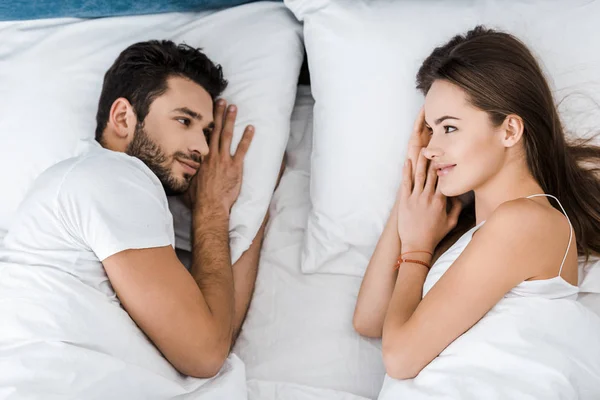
178, 159, 200, 173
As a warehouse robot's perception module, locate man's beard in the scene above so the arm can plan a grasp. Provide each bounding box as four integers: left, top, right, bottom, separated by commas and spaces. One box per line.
126, 122, 189, 196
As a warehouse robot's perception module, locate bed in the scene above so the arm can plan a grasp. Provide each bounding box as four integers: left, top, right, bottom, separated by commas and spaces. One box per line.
1, 1, 600, 399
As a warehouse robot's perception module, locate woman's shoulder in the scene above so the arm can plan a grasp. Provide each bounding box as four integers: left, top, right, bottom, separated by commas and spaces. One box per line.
479, 197, 573, 275
489, 197, 568, 230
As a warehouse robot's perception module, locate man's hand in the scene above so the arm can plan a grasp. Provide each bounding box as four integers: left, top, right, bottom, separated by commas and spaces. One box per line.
185, 100, 254, 214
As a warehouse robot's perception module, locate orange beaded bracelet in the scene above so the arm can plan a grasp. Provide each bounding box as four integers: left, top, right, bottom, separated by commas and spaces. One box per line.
400, 250, 433, 258
394, 257, 431, 271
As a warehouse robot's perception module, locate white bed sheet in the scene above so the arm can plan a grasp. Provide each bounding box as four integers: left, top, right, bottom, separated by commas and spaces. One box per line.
234, 85, 386, 400
247, 379, 371, 400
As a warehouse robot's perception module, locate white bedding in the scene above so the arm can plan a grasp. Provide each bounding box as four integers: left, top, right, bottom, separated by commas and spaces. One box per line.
234, 85, 386, 399
1, 83, 598, 399
247, 380, 371, 400
0, 259, 248, 399
237, 84, 600, 400
379, 296, 600, 399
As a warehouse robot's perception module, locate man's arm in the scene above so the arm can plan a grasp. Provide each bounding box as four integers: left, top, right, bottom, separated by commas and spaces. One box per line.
188, 206, 235, 358
103, 102, 255, 378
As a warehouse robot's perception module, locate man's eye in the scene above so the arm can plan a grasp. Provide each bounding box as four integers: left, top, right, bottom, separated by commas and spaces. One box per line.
444, 125, 457, 134
177, 118, 191, 127
203, 128, 213, 139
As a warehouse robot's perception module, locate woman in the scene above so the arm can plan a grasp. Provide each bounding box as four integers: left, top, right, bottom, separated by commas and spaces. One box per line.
354, 26, 600, 399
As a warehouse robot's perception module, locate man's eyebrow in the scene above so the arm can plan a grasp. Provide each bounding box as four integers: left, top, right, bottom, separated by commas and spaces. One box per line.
172, 107, 203, 121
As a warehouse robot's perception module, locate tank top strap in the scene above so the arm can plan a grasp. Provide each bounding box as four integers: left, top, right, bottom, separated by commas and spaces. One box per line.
525, 194, 573, 277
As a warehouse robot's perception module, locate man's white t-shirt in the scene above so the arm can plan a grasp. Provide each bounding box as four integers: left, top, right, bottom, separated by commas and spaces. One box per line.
0, 143, 247, 399
2, 143, 175, 295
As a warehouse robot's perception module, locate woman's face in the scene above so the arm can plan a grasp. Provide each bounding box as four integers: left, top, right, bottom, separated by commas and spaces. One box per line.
423, 80, 507, 197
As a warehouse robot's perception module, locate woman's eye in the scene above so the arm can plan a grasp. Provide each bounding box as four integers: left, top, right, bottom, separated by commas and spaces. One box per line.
426, 126, 433, 136
177, 118, 190, 127
444, 125, 457, 134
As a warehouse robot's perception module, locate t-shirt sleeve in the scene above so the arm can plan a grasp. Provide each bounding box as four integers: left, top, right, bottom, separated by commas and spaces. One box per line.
57, 155, 173, 261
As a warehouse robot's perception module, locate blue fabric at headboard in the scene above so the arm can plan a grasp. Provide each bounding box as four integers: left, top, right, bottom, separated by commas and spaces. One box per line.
1, 0, 281, 21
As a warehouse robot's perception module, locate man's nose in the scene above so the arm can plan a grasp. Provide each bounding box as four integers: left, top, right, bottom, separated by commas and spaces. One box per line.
190, 135, 210, 158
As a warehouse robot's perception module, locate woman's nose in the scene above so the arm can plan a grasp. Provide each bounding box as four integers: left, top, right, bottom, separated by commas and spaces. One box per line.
423, 145, 443, 160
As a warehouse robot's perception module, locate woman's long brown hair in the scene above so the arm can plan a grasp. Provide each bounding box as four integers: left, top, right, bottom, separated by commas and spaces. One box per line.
417, 26, 600, 262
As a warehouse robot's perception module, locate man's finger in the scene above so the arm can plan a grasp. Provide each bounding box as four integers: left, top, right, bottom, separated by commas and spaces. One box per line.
233, 125, 255, 164
220, 105, 237, 157
211, 99, 227, 154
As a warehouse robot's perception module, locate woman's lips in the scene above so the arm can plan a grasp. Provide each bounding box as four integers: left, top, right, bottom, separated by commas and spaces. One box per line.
436, 164, 456, 176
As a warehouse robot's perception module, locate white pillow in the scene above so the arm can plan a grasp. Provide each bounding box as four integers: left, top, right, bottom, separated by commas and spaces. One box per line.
0, 2, 303, 263
284, 0, 600, 276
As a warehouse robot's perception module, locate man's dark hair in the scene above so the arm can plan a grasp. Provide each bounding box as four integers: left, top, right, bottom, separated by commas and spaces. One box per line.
95, 40, 228, 143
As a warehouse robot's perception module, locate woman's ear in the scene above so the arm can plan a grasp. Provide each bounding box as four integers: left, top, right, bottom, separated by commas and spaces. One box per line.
501, 114, 525, 148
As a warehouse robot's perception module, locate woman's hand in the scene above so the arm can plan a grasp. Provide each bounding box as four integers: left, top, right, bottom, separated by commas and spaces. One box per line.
397, 150, 462, 254
406, 107, 431, 174
395, 107, 431, 201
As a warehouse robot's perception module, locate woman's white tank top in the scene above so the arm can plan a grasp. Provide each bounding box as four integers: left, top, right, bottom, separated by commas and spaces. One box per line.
423, 194, 578, 301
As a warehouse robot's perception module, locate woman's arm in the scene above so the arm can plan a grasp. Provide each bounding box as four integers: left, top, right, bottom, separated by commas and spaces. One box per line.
382, 200, 549, 380
353, 198, 401, 337
353, 108, 430, 338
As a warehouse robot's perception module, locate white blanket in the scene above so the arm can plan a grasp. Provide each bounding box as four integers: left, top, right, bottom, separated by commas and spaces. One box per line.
0, 261, 248, 399
378, 296, 600, 399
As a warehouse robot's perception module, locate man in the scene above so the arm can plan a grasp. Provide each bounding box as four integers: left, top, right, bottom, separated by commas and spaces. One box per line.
0, 39, 268, 385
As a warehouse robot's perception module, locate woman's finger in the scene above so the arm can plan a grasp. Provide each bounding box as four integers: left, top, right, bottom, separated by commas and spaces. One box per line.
413, 149, 428, 193
435, 171, 445, 197
406, 108, 426, 169
424, 159, 438, 194
410, 107, 426, 143
401, 159, 413, 200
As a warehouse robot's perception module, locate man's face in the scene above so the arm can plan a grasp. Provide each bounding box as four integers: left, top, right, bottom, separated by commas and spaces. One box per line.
126, 76, 215, 195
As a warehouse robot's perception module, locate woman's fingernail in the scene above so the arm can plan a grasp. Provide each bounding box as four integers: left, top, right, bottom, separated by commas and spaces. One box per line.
229, 105, 237, 112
